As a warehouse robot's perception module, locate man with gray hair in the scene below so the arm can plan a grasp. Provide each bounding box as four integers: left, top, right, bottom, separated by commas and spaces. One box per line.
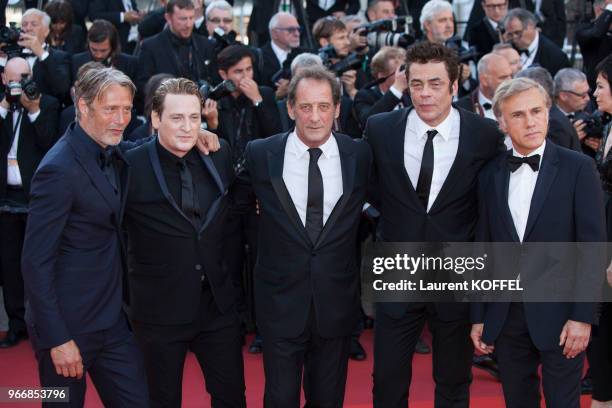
554, 68, 591, 119
258, 11, 301, 89
502, 8, 569, 77
202, 0, 234, 37
471, 76, 605, 407
420, 0, 455, 43
16, 8, 71, 103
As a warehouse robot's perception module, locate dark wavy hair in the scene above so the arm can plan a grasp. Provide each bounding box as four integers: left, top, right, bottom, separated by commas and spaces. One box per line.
405, 41, 460, 90
595, 54, 612, 96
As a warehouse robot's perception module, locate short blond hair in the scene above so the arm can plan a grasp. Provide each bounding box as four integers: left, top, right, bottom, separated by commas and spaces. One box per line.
493, 77, 551, 119
371, 46, 406, 77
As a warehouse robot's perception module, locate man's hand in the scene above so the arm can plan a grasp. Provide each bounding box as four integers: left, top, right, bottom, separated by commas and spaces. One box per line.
349, 27, 368, 53
18, 32, 44, 57
471, 323, 495, 354
584, 137, 601, 151
559, 320, 591, 358
573, 119, 587, 140
124, 10, 143, 25
239, 78, 263, 105
202, 99, 219, 130
50, 340, 83, 379
20, 94, 41, 114
392, 65, 408, 93
341, 69, 358, 99
196, 128, 220, 155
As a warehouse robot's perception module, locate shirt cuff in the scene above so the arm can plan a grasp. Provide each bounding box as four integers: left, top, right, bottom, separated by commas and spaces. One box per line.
0, 106, 8, 119
28, 110, 41, 122
606, 4, 612, 11
39, 50, 49, 61
120, 12, 125, 23
389, 86, 402, 99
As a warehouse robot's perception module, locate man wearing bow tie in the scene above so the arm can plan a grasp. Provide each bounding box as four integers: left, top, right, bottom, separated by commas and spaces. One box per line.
471, 77, 606, 407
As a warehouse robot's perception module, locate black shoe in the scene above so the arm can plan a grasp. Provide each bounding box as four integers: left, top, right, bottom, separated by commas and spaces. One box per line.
581, 376, 593, 395
472, 354, 500, 380
415, 337, 431, 354
350, 339, 366, 361
248, 335, 262, 354
0, 330, 27, 348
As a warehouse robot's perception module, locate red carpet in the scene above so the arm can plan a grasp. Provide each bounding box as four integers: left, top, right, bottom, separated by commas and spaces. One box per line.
0, 329, 593, 407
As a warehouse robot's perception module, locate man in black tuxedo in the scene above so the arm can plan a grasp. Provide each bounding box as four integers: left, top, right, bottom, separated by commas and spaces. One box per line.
258, 12, 301, 90
89, 0, 142, 54
136, 0, 216, 93
465, 0, 507, 58
502, 8, 570, 77
366, 41, 504, 407
17, 9, 71, 104
124, 78, 245, 408
471, 77, 606, 407
71, 20, 138, 84
236, 66, 371, 407
576, 0, 612, 92
21, 67, 149, 407
306, 0, 360, 27
0, 58, 59, 348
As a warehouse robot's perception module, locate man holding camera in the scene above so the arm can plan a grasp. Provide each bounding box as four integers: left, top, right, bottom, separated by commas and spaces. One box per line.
0, 57, 59, 349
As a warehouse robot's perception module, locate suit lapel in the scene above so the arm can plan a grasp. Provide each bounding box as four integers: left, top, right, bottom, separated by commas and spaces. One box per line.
314, 133, 356, 249
523, 142, 558, 241
198, 152, 225, 233
494, 151, 520, 242
115, 149, 130, 224
267, 132, 312, 247
387, 108, 419, 202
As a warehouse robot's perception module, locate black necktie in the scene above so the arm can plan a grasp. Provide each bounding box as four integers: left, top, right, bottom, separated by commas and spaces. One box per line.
507, 154, 541, 172
99, 147, 118, 193
416, 130, 438, 211
178, 159, 200, 226
482, 102, 492, 111
305, 148, 324, 244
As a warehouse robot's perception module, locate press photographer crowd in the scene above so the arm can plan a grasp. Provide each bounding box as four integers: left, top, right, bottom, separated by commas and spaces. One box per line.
0, 0, 611, 406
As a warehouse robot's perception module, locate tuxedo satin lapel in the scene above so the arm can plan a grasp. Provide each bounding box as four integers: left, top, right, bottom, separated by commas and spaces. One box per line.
495, 152, 520, 242
314, 133, 356, 249
146, 139, 195, 228
523, 142, 558, 241
198, 152, 225, 233
267, 133, 311, 247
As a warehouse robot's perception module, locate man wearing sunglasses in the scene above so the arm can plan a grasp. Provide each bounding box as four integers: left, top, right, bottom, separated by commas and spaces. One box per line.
258, 12, 301, 90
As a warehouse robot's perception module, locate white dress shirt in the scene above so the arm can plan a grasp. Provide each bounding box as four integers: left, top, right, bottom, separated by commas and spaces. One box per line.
452, 0, 474, 38
521, 31, 539, 68
318, 0, 336, 11
404, 108, 461, 212
508, 141, 546, 242
0, 105, 41, 186
283, 131, 343, 225
271, 40, 289, 66
478, 90, 496, 121
487, 18, 499, 30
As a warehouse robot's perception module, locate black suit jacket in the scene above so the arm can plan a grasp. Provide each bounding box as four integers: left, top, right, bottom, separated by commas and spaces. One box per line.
0, 95, 60, 199
124, 139, 235, 325
237, 132, 371, 338
353, 86, 412, 130
472, 142, 606, 350
137, 7, 166, 39
22, 123, 131, 350
89, 0, 139, 53
548, 105, 582, 152
576, 10, 612, 90
71, 51, 138, 84
538, 0, 567, 48
305, 0, 360, 27
531, 33, 570, 77
466, 17, 500, 58
50, 24, 86, 56
365, 106, 504, 320
258, 42, 281, 89
33, 48, 71, 104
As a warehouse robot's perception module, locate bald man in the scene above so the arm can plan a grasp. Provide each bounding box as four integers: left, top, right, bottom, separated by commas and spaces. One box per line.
0, 57, 59, 348
493, 44, 523, 77
258, 12, 302, 89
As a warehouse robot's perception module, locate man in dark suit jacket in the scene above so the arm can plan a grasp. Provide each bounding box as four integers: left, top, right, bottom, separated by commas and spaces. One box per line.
89, 0, 141, 54
465, 0, 507, 58
471, 77, 606, 407
258, 12, 301, 89
366, 41, 504, 407
21, 67, 149, 407
306, 0, 360, 27
236, 66, 371, 407
136, 0, 216, 93
576, 0, 612, 91
124, 78, 245, 408
502, 8, 570, 77
0, 58, 59, 348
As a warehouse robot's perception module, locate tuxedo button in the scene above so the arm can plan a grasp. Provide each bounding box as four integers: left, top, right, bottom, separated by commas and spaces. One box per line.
195, 264, 202, 271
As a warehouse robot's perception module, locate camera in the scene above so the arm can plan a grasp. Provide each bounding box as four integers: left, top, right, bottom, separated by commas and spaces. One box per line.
270, 48, 304, 84
5, 74, 40, 108
444, 36, 479, 64
573, 110, 610, 139
0, 23, 24, 59
212, 27, 238, 53
198, 79, 236, 101
318, 45, 365, 76
357, 17, 416, 50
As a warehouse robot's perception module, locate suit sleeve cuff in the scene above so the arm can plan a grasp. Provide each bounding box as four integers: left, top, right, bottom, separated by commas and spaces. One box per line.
0, 106, 8, 119
28, 110, 41, 122
120, 12, 125, 23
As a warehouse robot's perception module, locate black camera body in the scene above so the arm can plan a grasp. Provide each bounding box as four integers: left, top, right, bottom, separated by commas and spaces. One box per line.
358, 17, 416, 50
445, 36, 479, 64
6, 74, 40, 108
318, 45, 365, 76
199, 79, 236, 101
0, 23, 24, 59
573, 110, 610, 139
270, 47, 305, 84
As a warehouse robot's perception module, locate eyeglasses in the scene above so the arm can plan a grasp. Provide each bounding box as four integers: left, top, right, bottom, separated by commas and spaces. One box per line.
274, 26, 301, 34
504, 28, 524, 39
560, 89, 590, 98
208, 17, 233, 24
483, 2, 508, 10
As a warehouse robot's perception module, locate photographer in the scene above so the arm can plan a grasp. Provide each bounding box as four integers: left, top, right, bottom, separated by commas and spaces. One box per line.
44, 0, 86, 56
136, 0, 216, 93
0, 57, 59, 348
71, 20, 138, 85
576, 0, 612, 92
203, 0, 234, 38
258, 12, 301, 90
353, 46, 410, 129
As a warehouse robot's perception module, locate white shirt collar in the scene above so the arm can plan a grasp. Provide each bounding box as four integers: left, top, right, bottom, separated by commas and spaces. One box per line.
195, 16, 204, 29
512, 139, 546, 159
478, 90, 493, 109
270, 40, 289, 65
287, 131, 339, 160
411, 107, 458, 142
527, 31, 539, 57
486, 17, 498, 29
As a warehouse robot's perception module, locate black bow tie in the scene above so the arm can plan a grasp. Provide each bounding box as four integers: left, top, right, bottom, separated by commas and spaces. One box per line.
507, 154, 540, 172
518, 49, 530, 57
482, 102, 492, 111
